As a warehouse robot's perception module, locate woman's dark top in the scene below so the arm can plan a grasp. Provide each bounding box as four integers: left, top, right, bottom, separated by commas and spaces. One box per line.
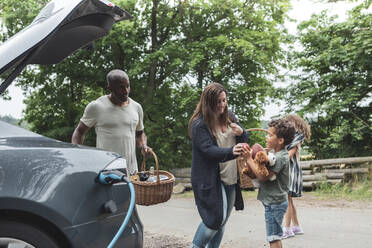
190, 111, 249, 230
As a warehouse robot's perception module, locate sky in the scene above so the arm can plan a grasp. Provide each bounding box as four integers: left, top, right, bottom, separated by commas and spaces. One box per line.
0, 0, 363, 120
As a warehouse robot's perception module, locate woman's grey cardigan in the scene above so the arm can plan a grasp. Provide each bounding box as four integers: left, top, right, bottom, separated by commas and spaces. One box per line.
190, 112, 249, 230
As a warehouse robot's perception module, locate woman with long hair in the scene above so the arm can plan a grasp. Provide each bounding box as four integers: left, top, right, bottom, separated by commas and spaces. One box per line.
188, 83, 249, 248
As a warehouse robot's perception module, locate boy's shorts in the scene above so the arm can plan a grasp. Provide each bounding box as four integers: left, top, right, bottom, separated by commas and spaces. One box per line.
262, 200, 288, 243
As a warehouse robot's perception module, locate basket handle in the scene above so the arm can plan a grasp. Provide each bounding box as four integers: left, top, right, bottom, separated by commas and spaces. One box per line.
246, 128, 270, 133
141, 150, 160, 184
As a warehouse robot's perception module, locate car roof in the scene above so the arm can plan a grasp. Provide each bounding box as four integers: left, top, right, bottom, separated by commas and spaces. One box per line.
0, 0, 131, 94
0, 120, 41, 138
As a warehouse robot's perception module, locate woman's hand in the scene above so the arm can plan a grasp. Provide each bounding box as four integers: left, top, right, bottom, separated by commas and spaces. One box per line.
230, 123, 243, 136
233, 143, 244, 156
233, 143, 251, 156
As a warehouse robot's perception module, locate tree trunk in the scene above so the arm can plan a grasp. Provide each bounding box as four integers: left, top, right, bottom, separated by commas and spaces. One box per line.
313, 172, 345, 180
301, 162, 313, 170
300, 157, 372, 167
323, 168, 369, 174
303, 174, 327, 182
148, 0, 159, 94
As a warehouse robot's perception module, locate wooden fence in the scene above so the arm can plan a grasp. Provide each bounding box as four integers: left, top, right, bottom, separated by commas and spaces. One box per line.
300, 157, 372, 190
171, 157, 372, 193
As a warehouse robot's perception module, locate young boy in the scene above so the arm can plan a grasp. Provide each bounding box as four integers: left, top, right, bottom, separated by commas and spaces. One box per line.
244, 119, 295, 248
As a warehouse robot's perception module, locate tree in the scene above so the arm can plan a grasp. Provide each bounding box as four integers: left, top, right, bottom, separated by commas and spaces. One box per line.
1, 0, 291, 169
284, 0, 372, 158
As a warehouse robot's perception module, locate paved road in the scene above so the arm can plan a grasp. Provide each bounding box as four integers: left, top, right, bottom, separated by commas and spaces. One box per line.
137, 195, 372, 248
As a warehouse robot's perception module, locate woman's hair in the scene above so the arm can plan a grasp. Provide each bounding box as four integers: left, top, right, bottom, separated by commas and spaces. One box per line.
285, 114, 311, 141
188, 83, 230, 138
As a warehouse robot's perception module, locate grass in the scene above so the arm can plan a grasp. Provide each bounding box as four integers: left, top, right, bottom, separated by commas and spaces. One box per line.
173, 173, 372, 202
314, 179, 372, 201
174, 183, 372, 202
172, 188, 258, 199
314, 164, 372, 201
241, 189, 258, 199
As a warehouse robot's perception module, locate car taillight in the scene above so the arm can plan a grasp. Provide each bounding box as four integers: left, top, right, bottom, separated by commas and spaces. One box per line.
104, 158, 127, 176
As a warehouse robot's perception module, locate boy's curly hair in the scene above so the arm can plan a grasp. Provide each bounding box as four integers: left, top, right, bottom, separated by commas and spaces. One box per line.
268, 119, 296, 146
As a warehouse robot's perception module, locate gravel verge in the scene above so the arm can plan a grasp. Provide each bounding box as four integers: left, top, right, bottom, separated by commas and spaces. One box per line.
143, 231, 191, 248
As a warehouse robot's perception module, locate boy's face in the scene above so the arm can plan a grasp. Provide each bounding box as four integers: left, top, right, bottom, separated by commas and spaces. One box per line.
266, 127, 284, 152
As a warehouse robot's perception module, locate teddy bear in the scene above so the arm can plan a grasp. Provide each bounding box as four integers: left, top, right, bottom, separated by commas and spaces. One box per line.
241, 144, 269, 178
240, 143, 276, 181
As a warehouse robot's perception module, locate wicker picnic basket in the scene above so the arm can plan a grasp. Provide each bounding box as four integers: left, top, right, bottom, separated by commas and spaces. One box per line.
237, 128, 270, 189
131, 150, 175, 206
237, 156, 254, 189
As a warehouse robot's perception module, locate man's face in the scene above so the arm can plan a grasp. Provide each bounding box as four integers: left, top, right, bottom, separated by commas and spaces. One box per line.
111, 79, 130, 103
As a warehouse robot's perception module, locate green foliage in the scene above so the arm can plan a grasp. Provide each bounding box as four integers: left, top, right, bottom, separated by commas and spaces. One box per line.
315, 179, 372, 201
0, 0, 48, 40
284, 1, 372, 159
178, 0, 290, 125
1, 0, 290, 170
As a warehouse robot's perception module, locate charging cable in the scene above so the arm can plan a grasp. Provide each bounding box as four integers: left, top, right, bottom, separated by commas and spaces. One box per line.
97, 170, 136, 248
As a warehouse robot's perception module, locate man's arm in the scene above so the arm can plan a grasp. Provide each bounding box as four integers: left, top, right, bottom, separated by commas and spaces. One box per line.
136, 130, 152, 156
71, 122, 90, 144
135, 130, 147, 148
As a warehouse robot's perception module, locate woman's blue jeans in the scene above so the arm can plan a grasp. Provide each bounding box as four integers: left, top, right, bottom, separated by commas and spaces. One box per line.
191, 183, 236, 248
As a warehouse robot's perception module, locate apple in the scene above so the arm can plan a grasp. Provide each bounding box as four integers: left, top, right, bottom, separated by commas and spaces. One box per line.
251, 143, 264, 159
242, 143, 250, 151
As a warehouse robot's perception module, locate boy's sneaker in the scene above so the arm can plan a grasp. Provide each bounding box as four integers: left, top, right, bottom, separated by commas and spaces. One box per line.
281, 227, 295, 239
291, 225, 304, 235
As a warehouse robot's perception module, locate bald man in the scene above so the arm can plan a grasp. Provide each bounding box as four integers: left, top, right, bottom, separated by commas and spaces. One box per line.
72, 69, 151, 174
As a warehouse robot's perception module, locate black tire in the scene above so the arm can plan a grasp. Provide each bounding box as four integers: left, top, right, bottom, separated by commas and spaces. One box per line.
0, 220, 60, 248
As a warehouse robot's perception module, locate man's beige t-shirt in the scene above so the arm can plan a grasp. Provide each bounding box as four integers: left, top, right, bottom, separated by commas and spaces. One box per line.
216, 126, 238, 185
81, 95, 144, 174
